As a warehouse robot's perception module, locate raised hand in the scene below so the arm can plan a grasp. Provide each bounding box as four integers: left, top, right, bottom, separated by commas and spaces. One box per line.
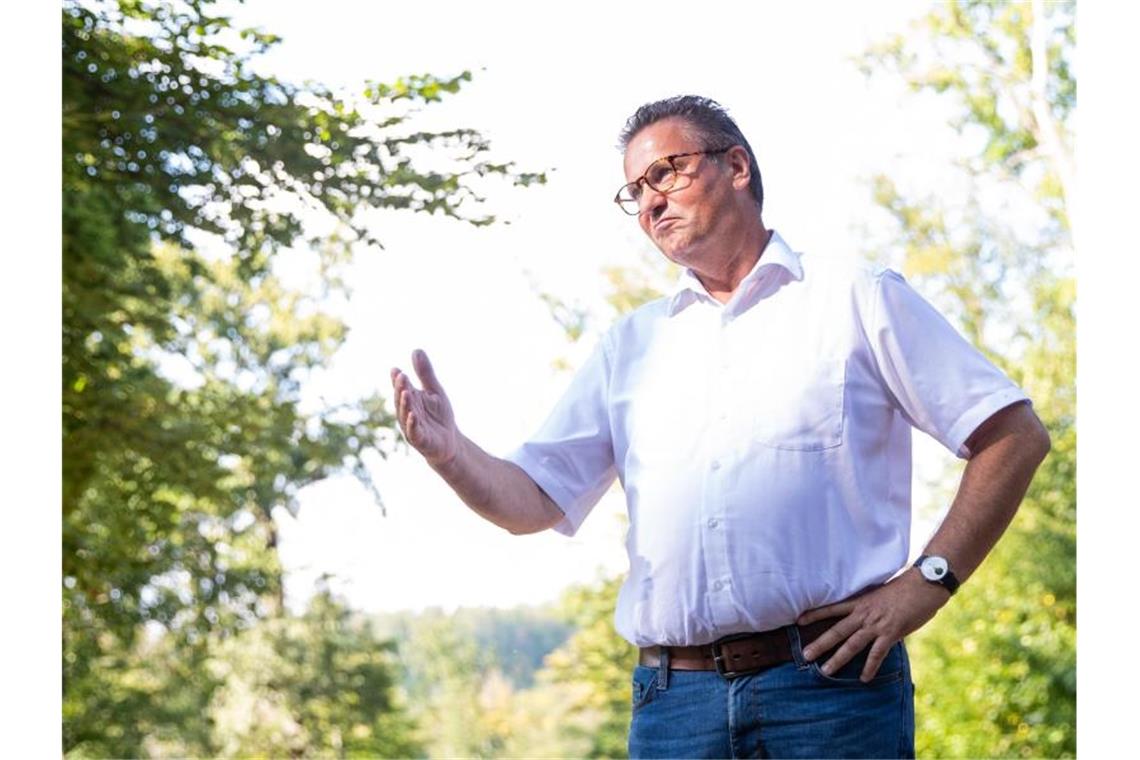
390, 349, 459, 467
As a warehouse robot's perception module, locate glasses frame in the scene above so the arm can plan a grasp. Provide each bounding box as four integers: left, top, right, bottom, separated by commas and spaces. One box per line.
614, 146, 734, 215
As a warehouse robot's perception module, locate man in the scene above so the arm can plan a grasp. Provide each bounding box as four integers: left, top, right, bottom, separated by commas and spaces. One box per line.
390, 96, 1050, 758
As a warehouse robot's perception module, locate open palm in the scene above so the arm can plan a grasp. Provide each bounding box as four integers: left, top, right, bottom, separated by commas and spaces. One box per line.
390, 349, 459, 466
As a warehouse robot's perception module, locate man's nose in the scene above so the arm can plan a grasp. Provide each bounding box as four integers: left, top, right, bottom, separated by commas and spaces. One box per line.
638, 184, 667, 219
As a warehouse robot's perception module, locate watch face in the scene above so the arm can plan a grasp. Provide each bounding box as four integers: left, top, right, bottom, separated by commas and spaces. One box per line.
920, 556, 949, 581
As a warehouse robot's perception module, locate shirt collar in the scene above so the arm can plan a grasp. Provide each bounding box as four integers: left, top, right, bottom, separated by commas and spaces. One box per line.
665, 229, 803, 316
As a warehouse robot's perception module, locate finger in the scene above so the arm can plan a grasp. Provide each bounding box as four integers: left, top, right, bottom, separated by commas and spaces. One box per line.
392, 373, 409, 419
860, 638, 896, 683
396, 366, 421, 406
820, 629, 876, 676
412, 349, 445, 394
394, 391, 409, 437
399, 388, 421, 433
798, 599, 855, 627
407, 410, 435, 452
402, 387, 426, 428
406, 411, 419, 446
801, 614, 859, 662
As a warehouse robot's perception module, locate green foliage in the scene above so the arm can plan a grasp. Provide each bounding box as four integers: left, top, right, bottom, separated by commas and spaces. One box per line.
371, 591, 631, 758
860, 0, 1074, 229
860, 1, 1076, 756
536, 576, 636, 759
65, 591, 422, 759
446, 606, 576, 689
390, 610, 514, 757
374, 605, 574, 691
208, 590, 422, 758
62, 0, 542, 754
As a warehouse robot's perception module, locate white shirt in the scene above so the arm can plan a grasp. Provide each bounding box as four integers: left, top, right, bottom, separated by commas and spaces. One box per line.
506, 231, 1028, 647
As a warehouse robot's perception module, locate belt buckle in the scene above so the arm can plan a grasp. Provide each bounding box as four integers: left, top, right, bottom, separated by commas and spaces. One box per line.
710, 632, 762, 680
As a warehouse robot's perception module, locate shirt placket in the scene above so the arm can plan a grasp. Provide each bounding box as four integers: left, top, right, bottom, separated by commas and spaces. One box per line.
703, 309, 739, 629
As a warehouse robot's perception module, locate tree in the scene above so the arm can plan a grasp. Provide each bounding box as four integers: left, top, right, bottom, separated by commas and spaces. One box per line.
536, 575, 637, 759
391, 610, 513, 757
62, 0, 542, 754
859, 1, 1075, 756
207, 590, 422, 758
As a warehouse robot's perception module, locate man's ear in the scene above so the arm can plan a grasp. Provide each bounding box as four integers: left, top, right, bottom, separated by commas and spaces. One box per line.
726, 145, 751, 191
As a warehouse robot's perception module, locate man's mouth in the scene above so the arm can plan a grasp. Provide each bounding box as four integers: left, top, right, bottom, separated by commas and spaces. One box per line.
654, 216, 679, 233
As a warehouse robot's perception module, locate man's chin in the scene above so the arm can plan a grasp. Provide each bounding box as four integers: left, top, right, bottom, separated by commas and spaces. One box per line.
651, 234, 689, 261
655, 242, 695, 268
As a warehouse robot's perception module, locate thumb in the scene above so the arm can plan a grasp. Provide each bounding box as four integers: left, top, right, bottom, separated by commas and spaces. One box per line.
412, 349, 445, 394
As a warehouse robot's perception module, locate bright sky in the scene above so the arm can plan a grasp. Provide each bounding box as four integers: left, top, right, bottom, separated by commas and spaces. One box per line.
214, 0, 973, 614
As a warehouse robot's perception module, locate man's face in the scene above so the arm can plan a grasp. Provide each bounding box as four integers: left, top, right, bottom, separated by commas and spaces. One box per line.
622, 118, 734, 268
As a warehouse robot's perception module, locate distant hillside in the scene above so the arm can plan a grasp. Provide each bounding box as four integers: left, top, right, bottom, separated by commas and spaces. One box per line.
371, 604, 574, 689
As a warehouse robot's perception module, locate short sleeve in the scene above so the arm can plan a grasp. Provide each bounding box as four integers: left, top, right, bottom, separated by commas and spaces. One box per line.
867, 270, 1029, 458
505, 336, 618, 536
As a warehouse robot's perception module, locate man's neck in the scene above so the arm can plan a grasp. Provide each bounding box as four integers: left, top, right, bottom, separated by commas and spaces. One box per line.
694, 225, 772, 304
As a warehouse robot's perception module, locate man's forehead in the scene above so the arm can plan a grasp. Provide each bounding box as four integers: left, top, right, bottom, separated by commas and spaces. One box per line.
623, 118, 699, 177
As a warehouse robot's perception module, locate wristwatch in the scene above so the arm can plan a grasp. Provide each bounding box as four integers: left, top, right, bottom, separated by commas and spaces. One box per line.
913, 554, 960, 594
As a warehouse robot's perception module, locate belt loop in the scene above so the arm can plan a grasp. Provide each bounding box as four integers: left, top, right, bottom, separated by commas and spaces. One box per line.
786, 624, 808, 669
657, 646, 671, 691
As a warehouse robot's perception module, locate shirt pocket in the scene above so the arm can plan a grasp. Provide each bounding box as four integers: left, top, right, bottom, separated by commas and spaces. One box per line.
750, 356, 846, 451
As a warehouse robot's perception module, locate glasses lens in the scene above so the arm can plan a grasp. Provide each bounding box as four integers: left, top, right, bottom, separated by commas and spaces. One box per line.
616, 184, 641, 214
644, 157, 677, 192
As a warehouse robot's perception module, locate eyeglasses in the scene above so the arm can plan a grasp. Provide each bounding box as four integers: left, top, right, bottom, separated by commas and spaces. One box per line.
614, 146, 733, 215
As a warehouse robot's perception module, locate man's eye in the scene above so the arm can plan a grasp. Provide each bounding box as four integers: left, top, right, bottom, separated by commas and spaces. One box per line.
671, 155, 694, 172
646, 161, 674, 187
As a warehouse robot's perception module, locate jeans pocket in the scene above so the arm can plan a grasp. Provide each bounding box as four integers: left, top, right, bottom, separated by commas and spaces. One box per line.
631, 665, 659, 712
809, 640, 905, 686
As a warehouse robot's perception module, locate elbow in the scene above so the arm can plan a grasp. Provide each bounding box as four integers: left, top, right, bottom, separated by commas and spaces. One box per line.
506, 522, 551, 537
505, 486, 564, 536
506, 505, 563, 535
505, 510, 562, 536
1008, 402, 1052, 464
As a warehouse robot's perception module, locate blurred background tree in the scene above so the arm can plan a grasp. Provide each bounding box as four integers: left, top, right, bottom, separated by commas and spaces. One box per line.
532, 575, 636, 759
206, 588, 421, 758
392, 610, 509, 757
61, 0, 541, 755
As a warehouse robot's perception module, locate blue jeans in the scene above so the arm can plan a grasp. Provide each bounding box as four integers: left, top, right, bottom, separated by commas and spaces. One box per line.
628, 626, 915, 759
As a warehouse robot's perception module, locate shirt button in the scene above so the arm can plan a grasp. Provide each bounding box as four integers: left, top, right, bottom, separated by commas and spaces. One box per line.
713, 580, 724, 591
708, 518, 719, 528
711, 460, 721, 471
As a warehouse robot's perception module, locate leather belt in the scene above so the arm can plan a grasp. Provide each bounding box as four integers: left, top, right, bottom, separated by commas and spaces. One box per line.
638, 618, 839, 679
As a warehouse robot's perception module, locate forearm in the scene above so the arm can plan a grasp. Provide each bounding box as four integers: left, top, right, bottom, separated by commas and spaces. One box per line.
431, 432, 564, 535
921, 401, 1051, 584
798, 403, 1051, 676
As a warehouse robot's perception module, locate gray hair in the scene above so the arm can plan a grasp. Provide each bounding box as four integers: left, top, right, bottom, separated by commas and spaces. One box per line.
618, 95, 764, 212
